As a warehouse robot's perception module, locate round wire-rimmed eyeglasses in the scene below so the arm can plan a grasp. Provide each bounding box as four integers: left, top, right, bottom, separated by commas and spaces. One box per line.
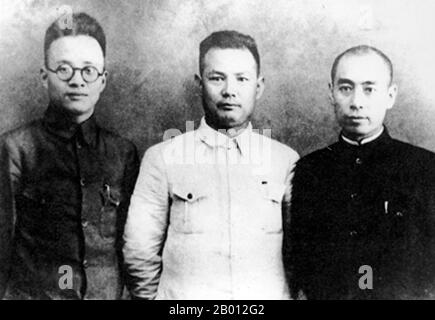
46, 63, 105, 83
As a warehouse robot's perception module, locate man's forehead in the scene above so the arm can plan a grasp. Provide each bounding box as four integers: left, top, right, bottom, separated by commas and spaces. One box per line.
335, 53, 391, 82
47, 35, 104, 65
203, 48, 257, 72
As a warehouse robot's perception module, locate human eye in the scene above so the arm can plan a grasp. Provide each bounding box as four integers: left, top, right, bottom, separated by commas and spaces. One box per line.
83, 66, 97, 75
208, 75, 224, 82
237, 76, 249, 82
57, 64, 71, 74
338, 85, 352, 94
364, 86, 376, 94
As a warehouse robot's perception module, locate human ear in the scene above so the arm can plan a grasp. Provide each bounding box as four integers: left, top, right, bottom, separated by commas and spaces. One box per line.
255, 76, 265, 100
328, 83, 335, 106
40, 66, 49, 89
386, 84, 398, 110
194, 74, 202, 87
99, 70, 108, 92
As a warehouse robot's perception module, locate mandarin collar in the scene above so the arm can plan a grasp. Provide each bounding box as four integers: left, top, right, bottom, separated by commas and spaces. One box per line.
336, 126, 392, 153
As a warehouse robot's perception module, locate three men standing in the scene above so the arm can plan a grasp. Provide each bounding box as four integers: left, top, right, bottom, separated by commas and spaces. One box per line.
1, 11, 435, 301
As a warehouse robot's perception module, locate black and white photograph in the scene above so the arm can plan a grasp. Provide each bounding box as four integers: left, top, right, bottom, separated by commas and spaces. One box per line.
1, 0, 435, 305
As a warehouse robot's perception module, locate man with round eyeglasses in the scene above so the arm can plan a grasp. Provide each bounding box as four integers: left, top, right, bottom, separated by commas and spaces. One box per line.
45, 64, 106, 84
0, 12, 139, 299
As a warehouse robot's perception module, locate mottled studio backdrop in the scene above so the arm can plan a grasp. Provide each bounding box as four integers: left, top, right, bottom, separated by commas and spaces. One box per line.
1, 0, 435, 156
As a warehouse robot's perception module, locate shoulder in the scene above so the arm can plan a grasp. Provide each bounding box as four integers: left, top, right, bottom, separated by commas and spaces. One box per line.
0, 120, 44, 150
140, 130, 195, 165
98, 126, 137, 154
296, 143, 336, 169
389, 138, 435, 171
390, 138, 435, 159
253, 131, 300, 164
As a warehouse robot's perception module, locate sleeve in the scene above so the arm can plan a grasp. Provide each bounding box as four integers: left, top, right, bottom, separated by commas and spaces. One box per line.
116, 142, 140, 299
418, 155, 435, 298
0, 137, 20, 298
282, 150, 300, 208
282, 159, 316, 299
117, 143, 140, 242
122, 144, 169, 300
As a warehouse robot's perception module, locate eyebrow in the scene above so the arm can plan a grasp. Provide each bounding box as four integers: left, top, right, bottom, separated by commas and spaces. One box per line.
55, 60, 98, 66
336, 78, 377, 85
206, 69, 252, 76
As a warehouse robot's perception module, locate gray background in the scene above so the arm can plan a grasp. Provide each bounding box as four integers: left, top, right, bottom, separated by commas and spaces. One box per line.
1, 0, 434, 156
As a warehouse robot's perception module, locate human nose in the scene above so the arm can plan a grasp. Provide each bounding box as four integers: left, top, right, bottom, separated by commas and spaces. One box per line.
221, 77, 237, 97
350, 87, 365, 110
68, 68, 86, 87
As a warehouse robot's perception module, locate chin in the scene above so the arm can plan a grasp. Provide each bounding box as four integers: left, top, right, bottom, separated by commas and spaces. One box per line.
63, 102, 93, 115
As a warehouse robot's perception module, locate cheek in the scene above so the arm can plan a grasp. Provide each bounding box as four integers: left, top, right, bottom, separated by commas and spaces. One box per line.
47, 81, 66, 97
88, 83, 104, 97
241, 86, 259, 101
333, 99, 348, 114
203, 85, 221, 102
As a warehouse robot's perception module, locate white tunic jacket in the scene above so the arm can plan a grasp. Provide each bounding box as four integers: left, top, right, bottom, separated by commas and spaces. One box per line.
123, 118, 299, 299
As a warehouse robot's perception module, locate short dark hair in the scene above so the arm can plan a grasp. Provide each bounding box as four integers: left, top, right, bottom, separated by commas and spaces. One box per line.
330, 45, 393, 85
44, 12, 106, 65
199, 30, 260, 75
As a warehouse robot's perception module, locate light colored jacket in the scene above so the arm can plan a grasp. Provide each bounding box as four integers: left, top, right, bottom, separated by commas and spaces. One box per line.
123, 118, 299, 299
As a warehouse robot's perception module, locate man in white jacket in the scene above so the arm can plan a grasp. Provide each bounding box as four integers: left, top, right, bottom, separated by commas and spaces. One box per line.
123, 30, 299, 299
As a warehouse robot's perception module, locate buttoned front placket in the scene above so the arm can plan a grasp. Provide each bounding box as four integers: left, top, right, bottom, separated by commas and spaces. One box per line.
224, 138, 255, 298
224, 138, 240, 299
73, 126, 102, 298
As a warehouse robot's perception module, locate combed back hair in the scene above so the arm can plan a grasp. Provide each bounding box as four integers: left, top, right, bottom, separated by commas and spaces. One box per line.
330, 45, 394, 85
44, 12, 106, 66
199, 30, 260, 75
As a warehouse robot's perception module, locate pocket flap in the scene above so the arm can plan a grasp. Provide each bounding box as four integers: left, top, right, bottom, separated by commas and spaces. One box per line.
21, 186, 46, 204
172, 182, 208, 202
264, 182, 286, 203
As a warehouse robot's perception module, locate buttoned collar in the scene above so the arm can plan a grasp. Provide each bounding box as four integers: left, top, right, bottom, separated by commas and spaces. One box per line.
43, 103, 98, 147
336, 126, 392, 154
197, 117, 253, 155
341, 126, 385, 146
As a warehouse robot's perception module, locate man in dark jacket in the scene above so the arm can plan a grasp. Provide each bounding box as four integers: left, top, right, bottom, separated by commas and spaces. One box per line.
0, 12, 139, 299
284, 45, 435, 299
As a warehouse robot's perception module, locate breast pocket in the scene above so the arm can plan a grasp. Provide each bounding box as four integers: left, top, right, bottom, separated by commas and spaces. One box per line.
99, 184, 122, 239
383, 198, 410, 238
170, 182, 210, 234
257, 181, 286, 234
15, 185, 63, 239
16, 186, 46, 223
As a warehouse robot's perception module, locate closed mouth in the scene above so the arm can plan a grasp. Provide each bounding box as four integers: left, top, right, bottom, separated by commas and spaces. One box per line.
217, 102, 240, 109
347, 116, 368, 120
66, 92, 88, 97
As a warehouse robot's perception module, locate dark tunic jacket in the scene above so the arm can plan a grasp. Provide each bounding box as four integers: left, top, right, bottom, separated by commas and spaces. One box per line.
284, 128, 435, 299
0, 105, 139, 299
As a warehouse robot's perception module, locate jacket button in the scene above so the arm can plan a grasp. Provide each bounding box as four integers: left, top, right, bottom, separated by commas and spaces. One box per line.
187, 193, 193, 200
80, 178, 86, 187
81, 220, 89, 228
349, 230, 358, 236
83, 260, 89, 268
355, 158, 363, 165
